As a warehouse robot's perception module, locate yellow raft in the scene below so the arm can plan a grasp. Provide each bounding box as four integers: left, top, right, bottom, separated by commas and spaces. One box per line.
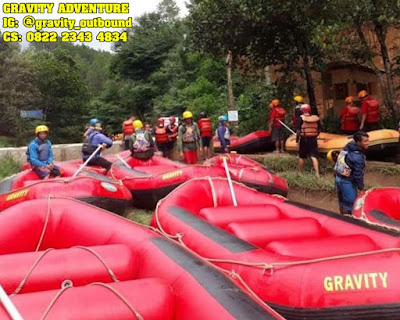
285, 129, 400, 160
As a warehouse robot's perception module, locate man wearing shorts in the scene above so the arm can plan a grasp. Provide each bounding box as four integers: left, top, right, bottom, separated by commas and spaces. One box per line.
296, 104, 321, 178
197, 112, 213, 159
335, 131, 369, 215
269, 99, 286, 153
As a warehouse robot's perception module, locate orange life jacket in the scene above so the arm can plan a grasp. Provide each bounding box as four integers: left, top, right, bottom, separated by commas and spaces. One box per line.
365, 98, 379, 123
300, 115, 320, 137
155, 127, 168, 144
198, 118, 212, 137
167, 125, 178, 142
341, 106, 359, 131
123, 120, 134, 136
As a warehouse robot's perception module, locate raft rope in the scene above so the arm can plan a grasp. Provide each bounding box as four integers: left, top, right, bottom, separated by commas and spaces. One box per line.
11, 246, 119, 296
39, 282, 143, 320
36, 196, 52, 252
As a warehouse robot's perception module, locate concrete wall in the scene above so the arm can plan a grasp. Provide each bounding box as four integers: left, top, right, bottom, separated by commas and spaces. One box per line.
0, 141, 124, 163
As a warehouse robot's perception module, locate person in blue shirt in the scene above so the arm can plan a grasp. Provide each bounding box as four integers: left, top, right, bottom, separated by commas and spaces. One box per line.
27, 125, 61, 179
217, 115, 232, 153
82, 123, 113, 172
83, 118, 99, 138
334, 131, 369, 215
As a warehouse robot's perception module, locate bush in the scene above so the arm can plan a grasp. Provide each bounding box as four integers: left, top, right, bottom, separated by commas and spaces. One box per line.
0, 155, 22, 179
322, 113, 341, 134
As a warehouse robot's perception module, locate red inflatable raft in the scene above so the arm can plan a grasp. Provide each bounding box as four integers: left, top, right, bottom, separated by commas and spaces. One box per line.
0, 169, 131, 214
151, 178, 400, 320
205, 154, 288, 196
353, 188, 400, 231
0, 198, 283, 320
213, 130, 274, 154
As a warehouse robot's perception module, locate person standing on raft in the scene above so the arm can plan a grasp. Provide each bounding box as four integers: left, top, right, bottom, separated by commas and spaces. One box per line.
217, 115, 232, 153
122, 116, 136, 151
178, 111, 201, 164
82, 123, 113, 172
27, 125, 62, 179
296, 104, 321, 178
340, 97, 359, 135
359, 90, 380, 132
269, 99, 287, 153
334, 131, 369, 215
130, 120, 155, 160
166, 116, 178, 159
197, 112, 213, 159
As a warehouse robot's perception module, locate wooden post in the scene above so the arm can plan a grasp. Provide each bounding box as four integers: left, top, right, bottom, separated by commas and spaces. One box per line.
226, 51, 235, 110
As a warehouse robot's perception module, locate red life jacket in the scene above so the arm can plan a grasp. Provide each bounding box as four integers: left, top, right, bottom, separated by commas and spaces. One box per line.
300, 115, 320, 137
274, 107, 286, 126
123, 120, 134, 136
365, 98, 379, 123
167, 125, 178, 142
198, 118, 212, 137
341, 106, 359, 131
155, 127, 168, 144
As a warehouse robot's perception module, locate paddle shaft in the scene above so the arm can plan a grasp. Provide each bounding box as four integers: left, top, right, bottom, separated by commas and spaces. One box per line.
73, 145, 103, 178
222, 157, 238, 207
117, 155, 132, 169
0, 284, 23, 320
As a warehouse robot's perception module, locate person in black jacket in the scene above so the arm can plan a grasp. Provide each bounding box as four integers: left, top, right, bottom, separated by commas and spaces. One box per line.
334, 131, 369, 215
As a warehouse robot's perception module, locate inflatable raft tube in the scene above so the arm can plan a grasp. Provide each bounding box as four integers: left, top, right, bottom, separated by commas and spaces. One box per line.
214, 130, 275, 154
205, 153, 288, 197
0, 198, 283, 320
151, 178, 400, 320
285, 129, 400, 161
353, 188, 400, 231
0, 169, 132, 214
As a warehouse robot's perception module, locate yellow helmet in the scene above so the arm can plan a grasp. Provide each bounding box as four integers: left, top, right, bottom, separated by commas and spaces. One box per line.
182, 111, 193, 119
294, 95, 304, 103
133, 120, 143, 130
35, 125, 49, 135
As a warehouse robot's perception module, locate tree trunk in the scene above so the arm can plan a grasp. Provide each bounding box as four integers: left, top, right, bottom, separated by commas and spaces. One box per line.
303, 55, 318, 116
374, 22, 398, 119
226, 51, 235, 110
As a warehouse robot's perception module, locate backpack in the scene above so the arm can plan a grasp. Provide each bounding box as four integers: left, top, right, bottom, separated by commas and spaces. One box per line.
334, 150, 352, 177
82, 133, 98, 156
182, 125, 198, 143
132, 132, 151, 153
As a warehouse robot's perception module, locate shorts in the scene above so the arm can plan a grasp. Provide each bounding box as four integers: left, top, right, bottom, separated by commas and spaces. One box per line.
157, 143, 169, 155
183, 150, 198, 164
124, 139, 131, 151
166, 141, 176, 151
299, 137, 319, 159
335, 176, 358, 213
271, 126, 285, 142
201, 136, 212, 148
364, 122, 379, 132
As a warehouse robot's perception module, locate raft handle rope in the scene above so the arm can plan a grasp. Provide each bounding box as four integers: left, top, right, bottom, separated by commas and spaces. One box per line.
11, 246, 119, 296
0, 284, 24, 320
39, 282, 144, 320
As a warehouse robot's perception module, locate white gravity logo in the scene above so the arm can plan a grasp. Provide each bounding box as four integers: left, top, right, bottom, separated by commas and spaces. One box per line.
101, 182, 118, 193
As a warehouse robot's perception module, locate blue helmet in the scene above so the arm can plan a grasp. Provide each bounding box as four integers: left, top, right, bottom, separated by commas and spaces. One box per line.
89, 118, 99, 126
220, 115, 228, 122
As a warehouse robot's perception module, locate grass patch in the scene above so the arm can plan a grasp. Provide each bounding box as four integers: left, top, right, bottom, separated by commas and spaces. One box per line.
371, 165, 400, 176
280, 172, 336, 192
0, 155, 22, 179
125, 208, 153, 225
0, 136, 16, 148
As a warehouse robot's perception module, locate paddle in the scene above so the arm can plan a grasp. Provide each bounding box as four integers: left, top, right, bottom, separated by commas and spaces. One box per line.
117, 155, 132, 169
72, 145, 103, 178
0, 284, 23, 320
221, 156, 238, 207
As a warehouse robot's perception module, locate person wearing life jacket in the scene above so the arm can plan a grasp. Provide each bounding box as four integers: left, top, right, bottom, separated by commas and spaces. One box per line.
292, 95, 304, 130
82, 123, 113, 172
296, 104, 322, 178
155, 118, 169, 157
130, 120, 154, 160
84, 118, 99, 138
166, 116, 178, 159
217, 115, 232, 153
197, 112, 213, 159
27, 125, 62, 179
340, 97, 359, 135
269, 99, 287, 153
359, 90, 380, 132
122, 116, 136, 151
335, 131, 369, 215
178, 111, 201, 164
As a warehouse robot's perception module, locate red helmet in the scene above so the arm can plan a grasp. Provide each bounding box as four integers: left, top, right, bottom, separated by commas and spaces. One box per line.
157, 118, 165, 125
169, 116, 176, 124
300, 104, 311, 114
